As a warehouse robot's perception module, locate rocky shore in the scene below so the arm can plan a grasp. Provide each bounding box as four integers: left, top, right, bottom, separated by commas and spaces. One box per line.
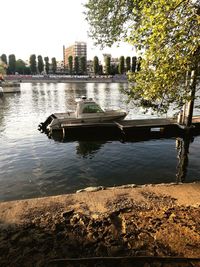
0, 182, 200, 267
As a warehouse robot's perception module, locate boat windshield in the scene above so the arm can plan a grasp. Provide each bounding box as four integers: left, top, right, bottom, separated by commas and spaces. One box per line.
82, 103, 104, 113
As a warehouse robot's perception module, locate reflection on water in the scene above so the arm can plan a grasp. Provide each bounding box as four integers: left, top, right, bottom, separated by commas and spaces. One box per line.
50, 132, 197, 183
176, 136, 193, 183
76, 141, 106, 158
0, 82, 200, 202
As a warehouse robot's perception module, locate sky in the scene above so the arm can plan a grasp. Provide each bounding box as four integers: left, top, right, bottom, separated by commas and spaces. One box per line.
1, 0, 135, 62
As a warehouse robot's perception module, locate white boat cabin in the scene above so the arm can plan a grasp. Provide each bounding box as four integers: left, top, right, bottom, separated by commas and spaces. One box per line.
75, 98, 104, 117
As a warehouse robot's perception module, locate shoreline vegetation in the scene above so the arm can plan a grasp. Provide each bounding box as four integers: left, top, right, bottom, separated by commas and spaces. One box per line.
0, 182, 200, 266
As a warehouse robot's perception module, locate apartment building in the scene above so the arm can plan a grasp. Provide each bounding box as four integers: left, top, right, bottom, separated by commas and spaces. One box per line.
63, 42, 87, 68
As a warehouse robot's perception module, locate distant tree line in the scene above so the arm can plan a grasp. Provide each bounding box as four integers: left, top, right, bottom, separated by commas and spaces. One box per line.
93, 55, 141, 75
1, 53, 141, 76
0, 54, 57, 75
68, 55, 141, 76
67, 56, 87, 75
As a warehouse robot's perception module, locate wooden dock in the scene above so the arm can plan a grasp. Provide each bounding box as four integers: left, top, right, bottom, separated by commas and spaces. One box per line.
49, 116, 200, 141
61, 118, 176, 130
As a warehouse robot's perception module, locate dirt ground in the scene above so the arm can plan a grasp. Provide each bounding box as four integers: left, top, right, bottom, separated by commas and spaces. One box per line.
0, 182, 200, 267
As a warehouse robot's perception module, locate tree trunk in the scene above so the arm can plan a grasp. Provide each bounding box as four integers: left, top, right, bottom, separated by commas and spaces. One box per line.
185, 69, 197, 127
185, 46, 200, 127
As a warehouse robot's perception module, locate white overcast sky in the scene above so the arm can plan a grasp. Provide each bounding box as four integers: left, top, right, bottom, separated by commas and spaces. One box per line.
1, 0, 135, 62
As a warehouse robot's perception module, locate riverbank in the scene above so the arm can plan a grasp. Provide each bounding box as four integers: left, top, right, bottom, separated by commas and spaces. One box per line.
5, 76, 128, 84
0, 182, 200, 266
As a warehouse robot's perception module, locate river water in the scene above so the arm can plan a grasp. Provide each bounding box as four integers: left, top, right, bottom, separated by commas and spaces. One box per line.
0, 82, 200, 201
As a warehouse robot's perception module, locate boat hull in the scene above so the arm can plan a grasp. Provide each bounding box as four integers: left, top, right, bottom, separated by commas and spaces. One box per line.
39, 111, 127, 132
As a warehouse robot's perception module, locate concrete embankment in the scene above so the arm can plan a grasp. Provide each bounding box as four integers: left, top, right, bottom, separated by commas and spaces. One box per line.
6, 78, 128, 84
0, 182, 200, 266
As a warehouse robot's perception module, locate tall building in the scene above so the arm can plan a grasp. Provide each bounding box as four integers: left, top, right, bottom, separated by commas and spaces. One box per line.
64, 42, 87, 68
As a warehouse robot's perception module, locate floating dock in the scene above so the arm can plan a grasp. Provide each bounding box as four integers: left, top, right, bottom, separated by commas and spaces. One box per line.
48, 116, 200, 141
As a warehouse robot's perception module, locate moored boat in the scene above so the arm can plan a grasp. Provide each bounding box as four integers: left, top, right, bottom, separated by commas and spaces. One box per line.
39, 96, 127, 132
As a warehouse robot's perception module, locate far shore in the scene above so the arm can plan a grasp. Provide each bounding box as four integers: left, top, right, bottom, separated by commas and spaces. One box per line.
5, 77, 128, 84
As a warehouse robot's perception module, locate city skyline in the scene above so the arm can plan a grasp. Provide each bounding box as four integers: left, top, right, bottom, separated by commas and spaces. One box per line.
1, 0, 135, 62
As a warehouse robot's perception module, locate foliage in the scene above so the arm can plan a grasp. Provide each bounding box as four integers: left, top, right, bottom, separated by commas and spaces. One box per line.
44, 57, 49, 74
84, 0, 135, 47
51, 57, 57, 74
118, 56, 125, 74
131, 56, 137, 72
105, 56, 111, 75
15, 59, 26, 74
80, 56, 87, 74
111, 64, 119, 75
128, 0, 200, 113
85, 0, 200, 114
68, 56, 73, 75
0, 55, 7, 76
8, 54, 16, 74
126, 56, 131, 72
136, 57, 141, 72
1, 54, 7, 65
29, 54, 37, 74
93, 56, 99, 75
99, 65, 103, 75
38, 55, 44, 74
0, 62, 6, 76
74, 56, 79, 74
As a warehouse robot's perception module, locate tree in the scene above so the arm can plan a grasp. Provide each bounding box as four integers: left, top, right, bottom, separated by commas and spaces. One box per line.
51, 57, 57, 74
44, 57, 49, 74
118, 56, 125, 74
126, 56, 131, 72
93, 56, 99, 75
131, 56, 137, 72
111, 64, 119, 75
37, 55, 44, 74
105, 56, 111, 75
29, 54, 37, 74
136, 57, 142, 72
85, 0, 200, 124
74, 56, 79, 74
68, 56, 73, 75
1, 54, 7, 65
0, 61, 6, 78
99, 65, 103, 75
8, 54, 16, 74
0, 54, 8, 75
16, 59, 26, 74
128, 0, 200, 120
80, 56, 87, 74
85, 0, 135, 47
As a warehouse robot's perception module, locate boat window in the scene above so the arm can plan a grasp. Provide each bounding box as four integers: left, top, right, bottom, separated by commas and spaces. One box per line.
82, 103, 104, 113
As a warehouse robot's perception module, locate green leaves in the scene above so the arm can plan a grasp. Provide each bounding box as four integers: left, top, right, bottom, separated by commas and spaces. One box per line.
85, 0, 200, 114
44, 57, 49, 74
68, 56, 73, 75
128, 0, 200, 113
93, 56, 100, 75
30, 54, 37, 74
84, 0, 135, 46
38, 55, 44, 74
51, 57, 57, 74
